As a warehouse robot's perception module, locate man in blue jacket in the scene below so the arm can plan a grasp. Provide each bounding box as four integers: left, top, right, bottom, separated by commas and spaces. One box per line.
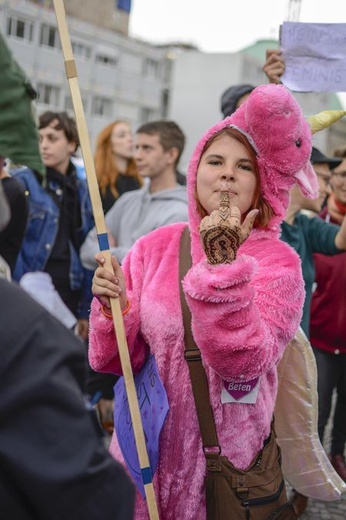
12, 111, 94, 340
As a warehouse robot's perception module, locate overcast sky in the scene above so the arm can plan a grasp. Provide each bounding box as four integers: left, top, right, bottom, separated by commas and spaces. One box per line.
130, 0, 346, 53
129, 0, 346, 107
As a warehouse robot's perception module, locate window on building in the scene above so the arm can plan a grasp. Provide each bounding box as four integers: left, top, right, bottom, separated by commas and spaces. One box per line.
37, 83, 60, 107
95, 54, 117, 67
143, 58, 159, 79
65, 94, 88, 113
161, 89, 169, 119
72, 42, 91, 59
141, 107, 156, 124
7, 16, 34, 42
92, 96, 112, 117
64, 95, 73, 112
40, 23, 59, 48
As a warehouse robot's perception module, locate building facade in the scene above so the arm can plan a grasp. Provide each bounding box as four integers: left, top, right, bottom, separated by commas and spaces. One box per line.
1, 0, 345, 165
0, 0, 168, 150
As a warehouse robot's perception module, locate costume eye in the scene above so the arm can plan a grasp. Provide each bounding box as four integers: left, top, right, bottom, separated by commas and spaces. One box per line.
296, 139, 301, 148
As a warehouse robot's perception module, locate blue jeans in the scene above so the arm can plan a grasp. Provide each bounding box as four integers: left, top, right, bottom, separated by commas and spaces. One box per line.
312, 347, 346, 455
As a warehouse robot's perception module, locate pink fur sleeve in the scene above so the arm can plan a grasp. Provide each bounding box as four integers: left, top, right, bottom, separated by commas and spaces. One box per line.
88, 242, 148, 376
183, 239, 304, 381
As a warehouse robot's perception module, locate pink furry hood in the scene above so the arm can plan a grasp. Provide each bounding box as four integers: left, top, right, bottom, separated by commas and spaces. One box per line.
187, 84, 318, 233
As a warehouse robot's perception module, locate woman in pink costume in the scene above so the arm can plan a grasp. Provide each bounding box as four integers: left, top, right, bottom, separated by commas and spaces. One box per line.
88, 84, 318, 519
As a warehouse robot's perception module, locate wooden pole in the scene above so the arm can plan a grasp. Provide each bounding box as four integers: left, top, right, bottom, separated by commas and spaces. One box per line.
52, 2, 159, 518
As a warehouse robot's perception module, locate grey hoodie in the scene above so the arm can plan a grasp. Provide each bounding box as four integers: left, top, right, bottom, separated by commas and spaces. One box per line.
80, 183, 188, 269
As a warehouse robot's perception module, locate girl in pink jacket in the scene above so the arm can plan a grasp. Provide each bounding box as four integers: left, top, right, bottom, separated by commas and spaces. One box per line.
89, 84, 318, 519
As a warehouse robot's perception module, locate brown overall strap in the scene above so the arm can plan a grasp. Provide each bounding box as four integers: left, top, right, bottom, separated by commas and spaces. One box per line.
179, 227, 220, 450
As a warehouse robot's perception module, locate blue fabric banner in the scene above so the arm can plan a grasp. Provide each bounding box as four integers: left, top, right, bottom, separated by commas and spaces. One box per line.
114, 354, 169, 498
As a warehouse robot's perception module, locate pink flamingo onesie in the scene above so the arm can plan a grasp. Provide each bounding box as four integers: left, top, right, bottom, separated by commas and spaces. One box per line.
89, 84, 318, 519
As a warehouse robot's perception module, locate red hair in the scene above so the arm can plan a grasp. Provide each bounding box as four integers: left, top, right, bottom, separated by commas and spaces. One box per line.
195, 127, 274, 228
94, 120, 143, 199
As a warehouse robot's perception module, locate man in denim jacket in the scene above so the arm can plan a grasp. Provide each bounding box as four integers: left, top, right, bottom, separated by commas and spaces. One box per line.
12, 111, 94, 340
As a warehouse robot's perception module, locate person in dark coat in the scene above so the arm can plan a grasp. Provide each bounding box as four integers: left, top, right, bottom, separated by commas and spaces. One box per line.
0, 279, 135, 519
0, 182, 135, 519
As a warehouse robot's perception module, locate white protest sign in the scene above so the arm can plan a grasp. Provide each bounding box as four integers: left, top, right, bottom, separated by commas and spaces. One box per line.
280, 22, 346, 92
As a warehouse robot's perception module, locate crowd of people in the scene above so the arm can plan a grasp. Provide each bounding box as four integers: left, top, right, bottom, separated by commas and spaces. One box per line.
84, 119, 188, 431
0, 32, 135, 519
0, 27, 345, 520
219, 53, 346, 517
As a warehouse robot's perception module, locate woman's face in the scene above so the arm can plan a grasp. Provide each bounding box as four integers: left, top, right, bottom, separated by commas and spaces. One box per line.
330, 158, 346, 205
110, 122, 134, 159
196, 134, 257, 217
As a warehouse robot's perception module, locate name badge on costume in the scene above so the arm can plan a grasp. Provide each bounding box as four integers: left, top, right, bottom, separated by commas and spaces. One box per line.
221, 376, 261, 404
114, 354, 169, 499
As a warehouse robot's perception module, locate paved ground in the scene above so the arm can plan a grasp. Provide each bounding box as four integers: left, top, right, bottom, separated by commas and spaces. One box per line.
299, 495, 346, 520
285, 482, 346, 519
285, 483, 346, 519
286, 392, 346, 519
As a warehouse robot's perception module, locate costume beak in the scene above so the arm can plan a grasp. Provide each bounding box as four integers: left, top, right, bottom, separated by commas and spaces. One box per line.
294, 162, 319, 200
